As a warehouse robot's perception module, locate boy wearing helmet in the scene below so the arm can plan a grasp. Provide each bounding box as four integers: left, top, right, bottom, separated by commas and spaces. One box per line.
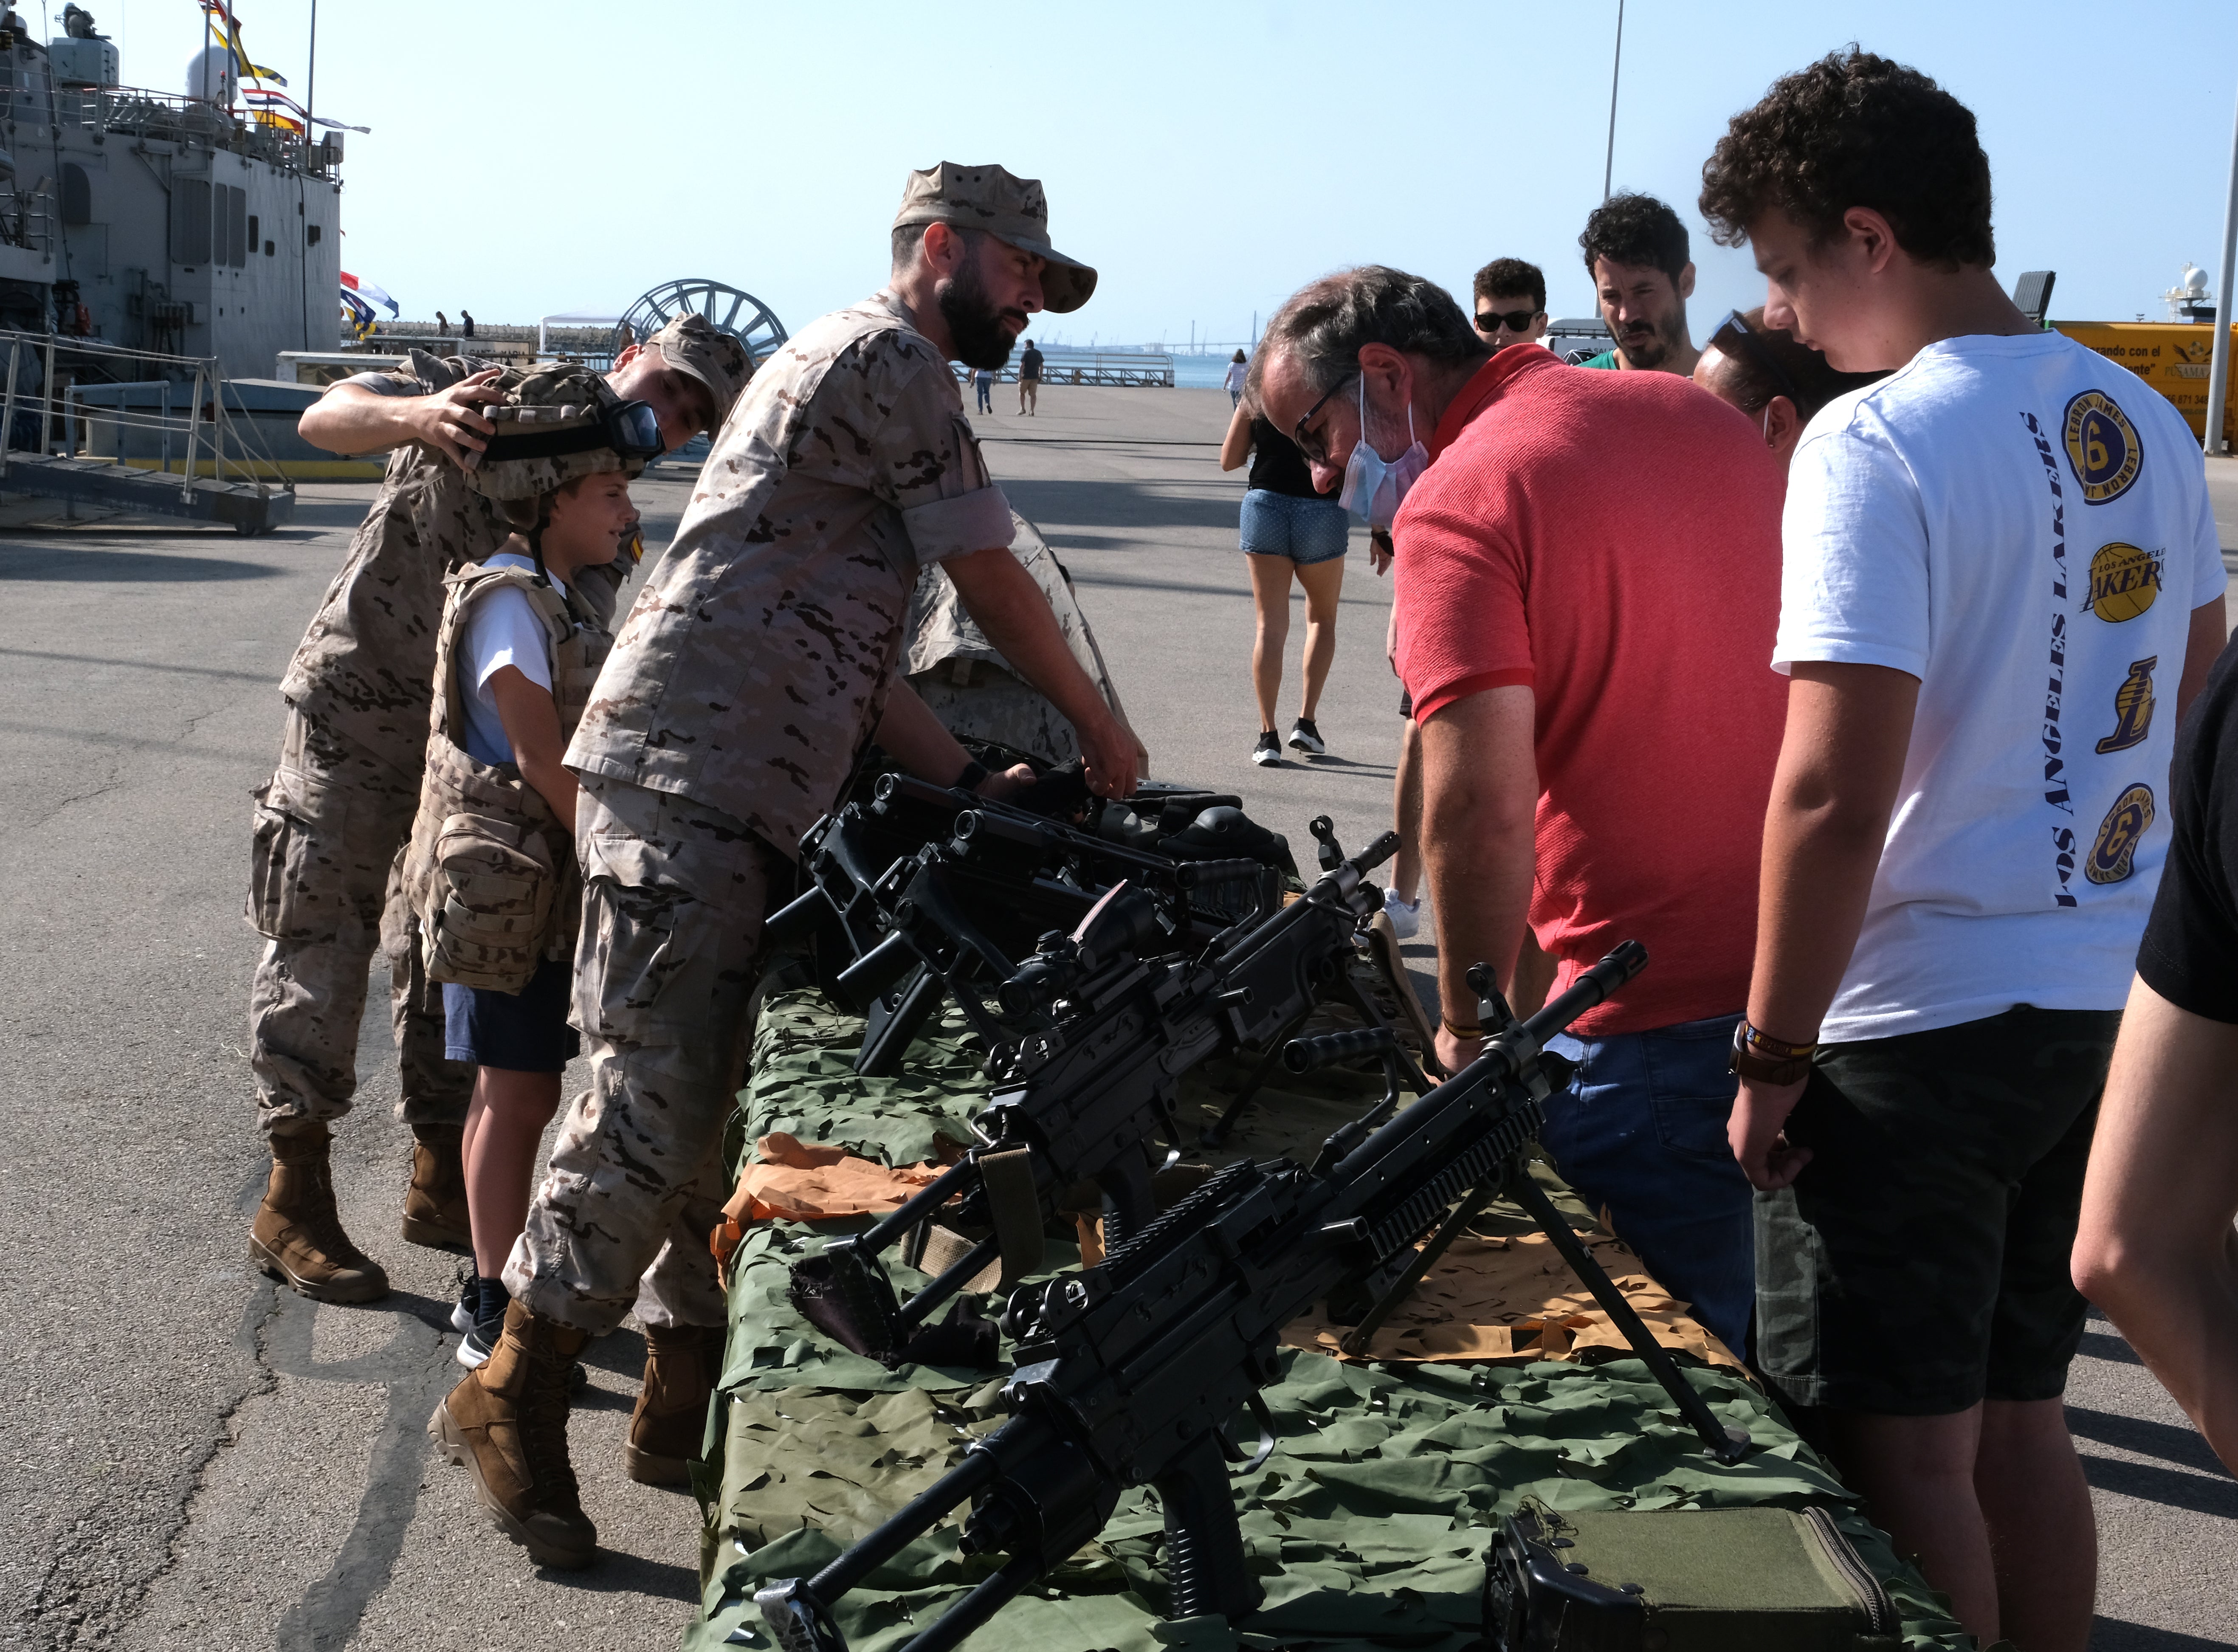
397, 366, 648, 1369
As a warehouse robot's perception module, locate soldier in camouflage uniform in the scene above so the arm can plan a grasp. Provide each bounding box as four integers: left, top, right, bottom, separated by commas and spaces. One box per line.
246, 317, 752, 1306
431, 162, 1136, 1568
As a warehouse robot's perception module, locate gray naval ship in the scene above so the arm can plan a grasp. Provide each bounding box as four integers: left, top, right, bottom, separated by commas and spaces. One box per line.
0, 4, 342, 531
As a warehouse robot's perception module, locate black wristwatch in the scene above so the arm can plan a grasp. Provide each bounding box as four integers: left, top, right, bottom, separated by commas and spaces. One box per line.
953, 758, 989, 793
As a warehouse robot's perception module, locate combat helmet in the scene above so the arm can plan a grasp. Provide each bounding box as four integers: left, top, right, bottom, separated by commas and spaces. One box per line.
460, 361, 660, 533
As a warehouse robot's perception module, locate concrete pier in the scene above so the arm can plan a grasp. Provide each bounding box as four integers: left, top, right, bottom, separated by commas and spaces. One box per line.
0, 384, 2231, 1649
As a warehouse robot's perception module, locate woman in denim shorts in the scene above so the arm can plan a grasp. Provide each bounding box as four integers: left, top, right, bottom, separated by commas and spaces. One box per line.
1219, 400, 1350, 766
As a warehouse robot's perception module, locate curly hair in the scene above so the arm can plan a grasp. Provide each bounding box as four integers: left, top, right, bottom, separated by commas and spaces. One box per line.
1472, 257, 1546, 313
1699, 48, 1994, 270
1579, 194, 1690, 282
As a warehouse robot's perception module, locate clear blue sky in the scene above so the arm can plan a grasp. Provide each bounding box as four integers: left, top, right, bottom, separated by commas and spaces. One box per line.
101, 0, 2238, 347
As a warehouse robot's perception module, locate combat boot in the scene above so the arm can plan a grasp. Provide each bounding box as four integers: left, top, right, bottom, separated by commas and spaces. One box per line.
249, 1124, 390, 1304
623, 1322, 726, 1486
428, 1300, 597, 1568
400, 1122, 470, 1250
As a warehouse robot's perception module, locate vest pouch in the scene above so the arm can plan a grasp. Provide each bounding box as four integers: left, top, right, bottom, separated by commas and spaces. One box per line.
423, 811, 558, 992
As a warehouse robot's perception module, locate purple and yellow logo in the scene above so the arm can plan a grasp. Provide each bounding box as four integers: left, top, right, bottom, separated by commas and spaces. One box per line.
2064, 390, 2142, 505
2084, 782, 2156, 885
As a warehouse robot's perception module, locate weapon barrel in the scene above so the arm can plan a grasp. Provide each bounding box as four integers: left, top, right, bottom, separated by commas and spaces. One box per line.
1172, 856, 1263, 890
898, 1553, 1043, 1652
806, 1449, 1001, 1599
1283, 1026, 1397, 1074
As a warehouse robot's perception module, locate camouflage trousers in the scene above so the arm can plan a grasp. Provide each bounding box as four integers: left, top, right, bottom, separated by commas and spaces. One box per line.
505, 777, 781, 1334
246, 705, 472, 1136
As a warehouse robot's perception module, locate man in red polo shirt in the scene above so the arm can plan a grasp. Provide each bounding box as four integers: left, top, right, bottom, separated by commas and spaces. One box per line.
1250, 266, 1787, 1354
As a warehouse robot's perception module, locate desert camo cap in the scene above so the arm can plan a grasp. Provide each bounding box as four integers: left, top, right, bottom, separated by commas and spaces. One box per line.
892, 161, 1097, 314
650, 313, 753, 431
460, 363, 645, 502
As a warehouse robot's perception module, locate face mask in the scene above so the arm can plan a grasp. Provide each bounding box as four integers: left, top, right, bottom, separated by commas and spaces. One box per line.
1337, 378, 1429, 527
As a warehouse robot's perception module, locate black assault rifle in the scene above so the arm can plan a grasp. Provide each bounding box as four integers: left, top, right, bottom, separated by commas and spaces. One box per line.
758, 942, 1753, 1652
771, 775, 1283, 1075
785, 826, 1415, 1367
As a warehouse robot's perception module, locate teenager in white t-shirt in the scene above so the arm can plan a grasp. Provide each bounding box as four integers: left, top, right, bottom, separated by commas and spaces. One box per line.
1700, 50, 2227, 1652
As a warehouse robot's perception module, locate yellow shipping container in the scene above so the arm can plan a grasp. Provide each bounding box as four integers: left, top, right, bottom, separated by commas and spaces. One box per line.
2051, 320, 2232, 448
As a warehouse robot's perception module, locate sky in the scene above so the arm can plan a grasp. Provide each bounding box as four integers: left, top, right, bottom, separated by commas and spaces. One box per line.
94, 0, 2238, 350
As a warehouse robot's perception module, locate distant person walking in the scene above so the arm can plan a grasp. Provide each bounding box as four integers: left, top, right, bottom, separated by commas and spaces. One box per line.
435, 310, 450, 335
973, 365, 995, 413
1223, 348, 1247, 406
1018, 338, 1043, 414
1220, 399, 1347, 767
460, 309, 475, 341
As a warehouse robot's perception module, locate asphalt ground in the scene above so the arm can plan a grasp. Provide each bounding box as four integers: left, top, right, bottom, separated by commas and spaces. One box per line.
0, 385, 2231, 1650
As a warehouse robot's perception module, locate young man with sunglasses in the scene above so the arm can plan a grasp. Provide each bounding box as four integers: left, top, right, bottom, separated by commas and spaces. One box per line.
246, 316, 744, 1310
1703, 51, 2227, 1651
1471, 257, 1548, 352
1247, 264, 1787, 1360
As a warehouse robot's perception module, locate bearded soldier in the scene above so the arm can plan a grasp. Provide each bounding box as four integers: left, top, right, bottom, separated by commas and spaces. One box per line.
429, 162, 1135, 1568
248, 319, 748, 1305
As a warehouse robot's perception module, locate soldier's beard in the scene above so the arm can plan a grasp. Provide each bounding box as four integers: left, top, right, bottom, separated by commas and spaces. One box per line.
940, 258, 1025, 372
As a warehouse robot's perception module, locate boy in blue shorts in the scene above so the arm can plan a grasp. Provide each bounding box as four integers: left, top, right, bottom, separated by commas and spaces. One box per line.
399, 365, 652, 1362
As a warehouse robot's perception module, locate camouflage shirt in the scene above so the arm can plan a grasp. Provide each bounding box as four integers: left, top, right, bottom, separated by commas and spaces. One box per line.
567, 292, 1015, 854
278, 351, 624, 774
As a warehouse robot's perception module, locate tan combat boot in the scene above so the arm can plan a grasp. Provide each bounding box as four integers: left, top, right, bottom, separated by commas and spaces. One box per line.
428, 1300, 597, 1568
623, 1322, 726, 1486
400, 1122, 471, 1249
249, 1124, 390, 1304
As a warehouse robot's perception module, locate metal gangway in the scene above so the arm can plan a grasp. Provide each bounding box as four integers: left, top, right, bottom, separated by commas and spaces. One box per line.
0, 331, 295, 533
956, 348, 1176, 389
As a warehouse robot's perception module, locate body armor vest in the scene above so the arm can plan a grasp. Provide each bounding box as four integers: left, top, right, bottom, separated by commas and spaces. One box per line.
403, 558, 613, 992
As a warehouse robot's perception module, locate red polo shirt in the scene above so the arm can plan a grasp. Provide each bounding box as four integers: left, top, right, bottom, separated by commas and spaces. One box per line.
1393, 344, 1788, 1035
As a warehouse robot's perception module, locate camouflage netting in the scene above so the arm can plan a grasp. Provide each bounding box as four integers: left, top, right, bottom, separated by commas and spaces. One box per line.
684, 988, 1976, 1652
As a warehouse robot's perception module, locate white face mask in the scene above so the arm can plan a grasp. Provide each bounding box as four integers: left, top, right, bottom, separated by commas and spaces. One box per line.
1336, 377, 1429, 528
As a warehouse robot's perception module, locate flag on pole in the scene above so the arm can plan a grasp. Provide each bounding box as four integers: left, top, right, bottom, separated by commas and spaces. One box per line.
339, 286, 378, 340
340, 271, 400, 319
200, 3, 288, 86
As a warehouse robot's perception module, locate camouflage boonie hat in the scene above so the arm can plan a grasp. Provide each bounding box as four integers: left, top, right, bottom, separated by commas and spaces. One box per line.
460, 362, 648, 505
893, 161, 1097, 314
649, 313, 753, 431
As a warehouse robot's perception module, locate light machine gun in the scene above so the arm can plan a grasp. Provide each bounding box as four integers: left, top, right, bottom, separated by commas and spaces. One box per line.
758, 943, 1754, 1652
785, 826, 1416, 1367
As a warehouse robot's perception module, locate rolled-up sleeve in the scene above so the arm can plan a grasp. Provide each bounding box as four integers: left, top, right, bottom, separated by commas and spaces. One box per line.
876, 370, 1016, 563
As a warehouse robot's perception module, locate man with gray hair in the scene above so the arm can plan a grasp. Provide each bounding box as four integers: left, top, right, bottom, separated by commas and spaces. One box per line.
1249, 266, 1787, 1358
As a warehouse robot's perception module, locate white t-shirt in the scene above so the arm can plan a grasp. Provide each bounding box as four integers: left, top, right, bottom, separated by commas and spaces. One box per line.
1779, 330, 2227, 1041
1223, 361, 1248, 392
454, 552, 559, 766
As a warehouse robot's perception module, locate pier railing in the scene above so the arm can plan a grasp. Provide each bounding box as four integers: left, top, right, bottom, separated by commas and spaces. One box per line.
954, 349, 1175, 389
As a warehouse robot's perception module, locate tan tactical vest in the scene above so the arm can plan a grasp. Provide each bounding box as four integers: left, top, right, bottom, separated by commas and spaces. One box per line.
403, 558, 612, 992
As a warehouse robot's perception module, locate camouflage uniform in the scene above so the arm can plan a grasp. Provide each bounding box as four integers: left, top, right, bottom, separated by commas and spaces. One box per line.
249, 353, 636, 1138
903, 511, 1133, 765
507, 291, 1018, 1333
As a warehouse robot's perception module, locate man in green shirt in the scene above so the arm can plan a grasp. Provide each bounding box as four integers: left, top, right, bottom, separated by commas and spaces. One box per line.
1577, 192, 1700, 376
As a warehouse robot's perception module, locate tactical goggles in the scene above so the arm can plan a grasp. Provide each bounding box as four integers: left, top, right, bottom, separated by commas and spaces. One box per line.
481, 397, 667, 464
1475, 307, 1542, 334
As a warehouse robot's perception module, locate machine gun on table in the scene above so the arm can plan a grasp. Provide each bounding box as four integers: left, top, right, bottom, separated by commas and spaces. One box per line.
757, 943, 1755, 1652
769, 774, 1293, 1075
782, 823, 1418, 1368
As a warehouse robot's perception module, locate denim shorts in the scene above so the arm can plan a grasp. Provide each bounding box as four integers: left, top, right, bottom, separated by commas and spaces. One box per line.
1240, 488, 1350, 565
443, 954, 580, 1073
1541, 1012, 1755, 1357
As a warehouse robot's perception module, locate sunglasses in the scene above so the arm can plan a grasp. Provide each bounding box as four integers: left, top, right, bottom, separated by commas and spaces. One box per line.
1475, 307, 1542, 334
1291, 369, 1359, 467
1711, 309, 1805, 412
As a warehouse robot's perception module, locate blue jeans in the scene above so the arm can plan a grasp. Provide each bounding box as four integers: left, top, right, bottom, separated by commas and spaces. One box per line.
1541, 1012, 1754, 1356
1239, 488, 1349, 564
974, 379, 992, 412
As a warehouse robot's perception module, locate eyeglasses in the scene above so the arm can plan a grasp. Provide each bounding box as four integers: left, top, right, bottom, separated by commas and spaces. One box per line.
1291, 369, 1359, 466
1475, 307, 1542, 335
1711, 309, 1805, 413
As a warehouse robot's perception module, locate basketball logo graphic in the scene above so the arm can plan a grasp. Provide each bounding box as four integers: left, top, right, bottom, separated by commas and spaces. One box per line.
2063, 390, 2142, 504
2084, 783, 2156, 885
2084, 543, 2162, 622
2095, 657, 2158, 754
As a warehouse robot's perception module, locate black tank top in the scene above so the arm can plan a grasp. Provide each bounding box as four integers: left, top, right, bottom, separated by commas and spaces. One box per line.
1246, 417, 1328, 499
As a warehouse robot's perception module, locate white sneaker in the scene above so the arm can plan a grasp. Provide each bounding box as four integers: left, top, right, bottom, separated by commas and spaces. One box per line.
1383, 889, 1420, 939
1251, 730, 1282, 767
